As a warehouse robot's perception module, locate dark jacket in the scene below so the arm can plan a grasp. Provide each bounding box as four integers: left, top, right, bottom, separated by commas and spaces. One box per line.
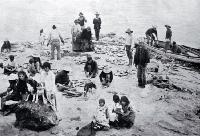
1, 41, 11, 52
55, 70, 70, 85
145, 28, 157, 37
134, 45, 150, 67
81, 29, 92, 41
93, 18, 101, 30
166, 29, 172, 39
99, 71, 113, 83
84, 60, 98, 76
16, 79, 37, 95
78, 17, 86, 26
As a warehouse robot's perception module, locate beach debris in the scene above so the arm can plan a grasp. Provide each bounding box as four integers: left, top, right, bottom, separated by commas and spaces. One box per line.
15, 102, 59, 131
73, 57, 87, 65
157, 120, 189, 135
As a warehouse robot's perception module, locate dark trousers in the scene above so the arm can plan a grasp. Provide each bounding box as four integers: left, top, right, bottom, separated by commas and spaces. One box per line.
95, 29, 100, 41
137, 65, 146, 87
125, 45, 133, 59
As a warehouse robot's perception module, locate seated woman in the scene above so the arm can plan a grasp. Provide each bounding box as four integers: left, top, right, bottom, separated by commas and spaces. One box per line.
99, 66, 113, 87
116, 96, 135, 128
1, 39, 11, 53
4, 55, 18, 75
92, 98, 110, 131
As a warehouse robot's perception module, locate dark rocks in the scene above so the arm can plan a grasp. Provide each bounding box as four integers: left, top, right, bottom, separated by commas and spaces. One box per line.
15, 102, 59, 131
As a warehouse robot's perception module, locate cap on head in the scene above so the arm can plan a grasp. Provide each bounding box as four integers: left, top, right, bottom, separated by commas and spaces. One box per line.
43, 62, 51, 69
79, 12, 83, 16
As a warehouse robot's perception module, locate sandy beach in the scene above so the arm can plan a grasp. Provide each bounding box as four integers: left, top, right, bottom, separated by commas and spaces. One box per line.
0, 33, 200, 136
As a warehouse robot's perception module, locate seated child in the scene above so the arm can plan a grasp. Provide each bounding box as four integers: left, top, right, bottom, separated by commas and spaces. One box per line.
109, 94, 122, 129
84, 79, 96, 97
92, 98, 110, 131
4, 55, 17, 75
99, 66, 113, 87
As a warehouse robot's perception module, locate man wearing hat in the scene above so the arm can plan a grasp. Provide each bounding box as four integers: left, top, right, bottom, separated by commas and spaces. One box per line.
145, 26, 158, 46
93, 12, 102, 41
99, 65, 113, 87
84, 55, 98, 78
78, 12, 87, 29
134, 43, 150, 88
125, 28, 134, 66
47, 25, 64, 60
164, 25, 172, 52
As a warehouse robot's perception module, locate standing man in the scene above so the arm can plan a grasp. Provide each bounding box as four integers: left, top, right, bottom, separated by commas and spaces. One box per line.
124, 28, 133, 66
145, 26, 158, 46
134, 43, 150, 88
164, 25, 172, 51
47, 25, 64, 60
93, 12, 101, 41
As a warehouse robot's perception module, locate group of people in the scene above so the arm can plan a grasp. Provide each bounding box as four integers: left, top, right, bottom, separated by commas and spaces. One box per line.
0, 55, 59, 114
92, 95, 135, 131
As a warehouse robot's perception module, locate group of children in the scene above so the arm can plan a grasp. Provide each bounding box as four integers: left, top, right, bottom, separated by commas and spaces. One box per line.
92, 94, 135, 131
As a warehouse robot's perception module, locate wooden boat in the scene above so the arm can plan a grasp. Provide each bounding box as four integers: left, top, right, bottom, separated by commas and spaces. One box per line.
145, 41, 200, 64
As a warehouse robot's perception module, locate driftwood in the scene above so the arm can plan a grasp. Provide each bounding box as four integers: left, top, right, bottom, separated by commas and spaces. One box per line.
145, 44, 200, 64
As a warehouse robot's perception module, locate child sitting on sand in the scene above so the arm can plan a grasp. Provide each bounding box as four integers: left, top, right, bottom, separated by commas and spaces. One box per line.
109, 94, 122, 129
4, 55, 17, 75
92, 98, 110, 131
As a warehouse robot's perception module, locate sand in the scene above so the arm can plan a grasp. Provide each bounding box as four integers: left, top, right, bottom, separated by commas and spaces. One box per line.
0, 34, 200, 136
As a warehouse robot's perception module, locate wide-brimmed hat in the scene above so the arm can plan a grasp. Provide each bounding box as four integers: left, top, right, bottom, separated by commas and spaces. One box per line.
79, 12, 83, 16
125, 28, 133, 33
103, 66, 111, 73
95, 12, 100, 15
7, 74, 18, 81
165, 25, 171, 29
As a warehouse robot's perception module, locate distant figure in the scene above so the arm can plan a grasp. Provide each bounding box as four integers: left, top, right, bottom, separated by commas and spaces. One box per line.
124, 28, 134, 66
134, 43, 150, 88
93, 12, 102, 41
1, 39, 11, 53
47, 25, 64, 60
71, 19, 82, 51
4, 55, 17, 75
164, 25, 172, 51
145, 26, 158, 46
84, 55, 98, 78
78, 12, 87, 29
92, 98, 110, 131
99, 66, 113, 87
39, 29, 45, 46
81, 27, 93, 51
171, 41, 181, 54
